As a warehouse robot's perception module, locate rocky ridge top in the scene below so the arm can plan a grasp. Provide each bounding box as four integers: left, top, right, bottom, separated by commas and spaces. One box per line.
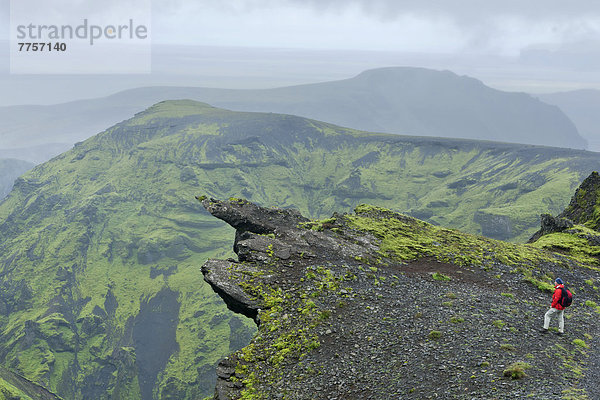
200, 196, 600, 400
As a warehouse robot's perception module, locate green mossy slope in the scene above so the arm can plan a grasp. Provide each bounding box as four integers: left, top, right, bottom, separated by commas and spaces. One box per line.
0, 366, 61, 399
532, 225, 600, 267
0, 378, 33, 400
0, 100, 599, 399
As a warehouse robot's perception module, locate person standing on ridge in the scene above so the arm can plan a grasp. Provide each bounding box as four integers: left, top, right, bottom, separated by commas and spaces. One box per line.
541, 278, 567, 335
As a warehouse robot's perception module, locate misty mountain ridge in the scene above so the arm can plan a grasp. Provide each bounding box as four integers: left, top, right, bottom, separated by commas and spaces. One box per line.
0, 67, 587, 166
0, 100, 599, 399
538, 89, 600, 152
0, 143, 73, 165
0, 158, 34, 200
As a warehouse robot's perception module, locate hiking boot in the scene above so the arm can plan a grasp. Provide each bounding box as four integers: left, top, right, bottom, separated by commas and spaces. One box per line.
539, 328, 549, 334
556, 331, 564, 336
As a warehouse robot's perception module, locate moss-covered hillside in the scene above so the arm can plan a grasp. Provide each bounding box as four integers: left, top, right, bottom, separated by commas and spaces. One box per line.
0, 100, 599, 399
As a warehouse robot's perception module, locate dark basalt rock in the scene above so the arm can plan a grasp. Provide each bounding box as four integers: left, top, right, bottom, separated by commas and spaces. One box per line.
202, 259, 263, 323
528, 214, 574, 243
199, 197, 372, 324
542, 214, 574, 232
199, 196, 309, 235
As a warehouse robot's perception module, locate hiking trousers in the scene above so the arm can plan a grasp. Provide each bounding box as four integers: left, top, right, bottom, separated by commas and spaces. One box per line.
544, 307, 564, 333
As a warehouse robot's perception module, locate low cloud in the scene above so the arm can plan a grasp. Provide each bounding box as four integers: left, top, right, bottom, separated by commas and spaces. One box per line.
149, 0, 600, 58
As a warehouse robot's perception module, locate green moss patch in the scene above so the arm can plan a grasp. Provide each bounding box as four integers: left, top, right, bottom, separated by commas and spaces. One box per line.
503, 362, 531, 379
531, 225, 600, 267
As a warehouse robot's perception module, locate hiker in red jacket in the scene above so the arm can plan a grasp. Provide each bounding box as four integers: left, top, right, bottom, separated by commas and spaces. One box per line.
541, 278, 566, 335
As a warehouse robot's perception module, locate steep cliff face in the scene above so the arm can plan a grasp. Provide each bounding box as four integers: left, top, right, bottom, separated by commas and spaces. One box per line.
201, 197, 600, 400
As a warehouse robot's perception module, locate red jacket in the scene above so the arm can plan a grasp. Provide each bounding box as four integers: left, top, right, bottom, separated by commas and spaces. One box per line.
551, 284, 565, 310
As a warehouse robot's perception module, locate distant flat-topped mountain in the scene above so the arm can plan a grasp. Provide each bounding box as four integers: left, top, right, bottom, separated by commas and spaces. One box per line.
0, 67, 586, 164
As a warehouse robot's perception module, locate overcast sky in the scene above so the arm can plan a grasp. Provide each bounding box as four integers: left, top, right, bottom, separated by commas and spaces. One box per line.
1, 0, 599, 105
151, 0, 600, 55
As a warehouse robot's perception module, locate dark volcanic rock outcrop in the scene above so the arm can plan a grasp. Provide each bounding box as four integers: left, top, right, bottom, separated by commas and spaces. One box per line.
528, 214, 574, 243
200, 198, 600, 400
530, 171, 600, 243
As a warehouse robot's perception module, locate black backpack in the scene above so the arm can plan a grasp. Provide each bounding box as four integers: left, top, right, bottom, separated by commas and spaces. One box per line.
560, 287, 573, 308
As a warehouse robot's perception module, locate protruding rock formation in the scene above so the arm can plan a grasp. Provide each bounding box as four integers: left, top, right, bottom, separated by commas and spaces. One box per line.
528, 214, 574, 243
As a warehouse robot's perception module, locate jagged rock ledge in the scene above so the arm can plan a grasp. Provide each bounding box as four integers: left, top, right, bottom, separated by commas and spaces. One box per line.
199, 197, 373, 324
199, 197, 600, 400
